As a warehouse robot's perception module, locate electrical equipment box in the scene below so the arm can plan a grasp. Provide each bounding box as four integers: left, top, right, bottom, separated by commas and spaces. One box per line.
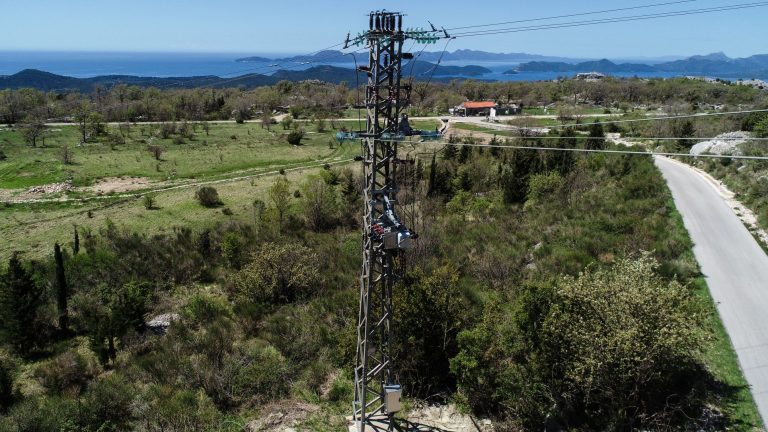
382, 231, 414, 250
384, 385, 402, 414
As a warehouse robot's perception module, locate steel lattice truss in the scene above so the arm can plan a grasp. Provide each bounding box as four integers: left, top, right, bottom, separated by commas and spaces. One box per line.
353, 10, 410, 432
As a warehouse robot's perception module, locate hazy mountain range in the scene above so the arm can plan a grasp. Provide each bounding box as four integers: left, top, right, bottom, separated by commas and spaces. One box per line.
3, 51, 768, 92
236, 49, 590, 64
510, 52, 768, 77
0, 61, 489, 92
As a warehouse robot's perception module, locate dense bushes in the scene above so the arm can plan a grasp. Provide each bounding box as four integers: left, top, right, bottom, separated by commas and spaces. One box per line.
196, 186, 222, 207
451, 256, 707, 430
230, 242, 319, 307
286, 129, 305, 145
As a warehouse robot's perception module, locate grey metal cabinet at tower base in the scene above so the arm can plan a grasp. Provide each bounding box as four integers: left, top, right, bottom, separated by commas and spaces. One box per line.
385, 385, 403, 414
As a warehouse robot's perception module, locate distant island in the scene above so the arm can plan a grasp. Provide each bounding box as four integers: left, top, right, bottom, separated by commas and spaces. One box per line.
236, 49, 590, 64
505, 53, 768, 77
0, 61, 492, 92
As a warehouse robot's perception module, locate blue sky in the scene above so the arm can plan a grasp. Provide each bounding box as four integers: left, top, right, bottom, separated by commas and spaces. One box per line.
1, 0, 766, 58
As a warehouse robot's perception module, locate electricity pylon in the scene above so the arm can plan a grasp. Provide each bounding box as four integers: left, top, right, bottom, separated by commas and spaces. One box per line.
352, 10, 414, 432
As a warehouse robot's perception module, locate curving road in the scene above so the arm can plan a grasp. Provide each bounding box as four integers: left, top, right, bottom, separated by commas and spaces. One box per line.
655, 156, 768, 424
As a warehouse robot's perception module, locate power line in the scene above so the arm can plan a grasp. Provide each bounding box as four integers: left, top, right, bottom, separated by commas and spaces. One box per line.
444, 135, 768, 141
424, 141, 768, 160
506, 108, 768, 130
450, 2, 768, 38
446, 0, 698, 31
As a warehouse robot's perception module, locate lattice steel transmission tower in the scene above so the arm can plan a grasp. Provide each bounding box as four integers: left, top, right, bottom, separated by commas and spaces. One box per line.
352, 10, 417, 432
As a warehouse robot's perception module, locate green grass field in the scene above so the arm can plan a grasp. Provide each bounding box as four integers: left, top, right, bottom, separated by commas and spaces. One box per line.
0, 123, 347, 189
0, 120, 440, 261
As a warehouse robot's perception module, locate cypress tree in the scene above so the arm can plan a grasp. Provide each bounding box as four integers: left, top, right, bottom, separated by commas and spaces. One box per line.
73, 226, 80, 255
442, 144, 457, 161
0, 254, 44, 355
585, 122, 605, 150
428, 154, 437, 196
54, 243, 69, 334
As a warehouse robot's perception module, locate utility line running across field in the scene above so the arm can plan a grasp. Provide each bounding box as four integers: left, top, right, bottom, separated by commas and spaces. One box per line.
422, 141, 768, 161
514, 108, 768, 130
448, 135, 768, 141
445, 0, 698, 30
449, 2, 768, 38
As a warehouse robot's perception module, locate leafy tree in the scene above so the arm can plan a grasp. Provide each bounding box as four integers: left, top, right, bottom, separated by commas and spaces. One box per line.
147, 144, 164, 161
394, 265, 470, 396
453, 255, 707, 430
301, 176, 340, 231
82, 282, 150, 364
268, 176, 292, 230
60, 144, 74, 165
21, 122, 46, 147
221, 232, 245, 270
73, 102, 91, 143
0, 254, 45, 356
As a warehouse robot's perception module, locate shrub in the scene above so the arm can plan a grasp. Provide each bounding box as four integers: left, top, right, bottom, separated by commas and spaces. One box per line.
452, 254, 707, 430
148, 144, 164, 160
34, 349, 97, 395
159, 122, 176, 139
280, 116, 293, 130
60, 144, 74, 165
137, 385, 221, 431
195, 186, 221, 208
527, 171, 565, 205
230, 242, 319, 306
80, 374, 134, 431
286, 129, 305, 145
754, 116, 768, 138
228, 341, 290, 403
0, 150, 6, 161
142, 194, 156, 210
0, 351, 16, 411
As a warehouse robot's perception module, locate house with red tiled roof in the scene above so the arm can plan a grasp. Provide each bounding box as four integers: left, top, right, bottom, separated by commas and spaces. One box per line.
456, 101, 497, 116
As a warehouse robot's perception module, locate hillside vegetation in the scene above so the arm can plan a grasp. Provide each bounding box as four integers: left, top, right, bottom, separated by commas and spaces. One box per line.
0, 77, 766, 430
0, 134, 761, 430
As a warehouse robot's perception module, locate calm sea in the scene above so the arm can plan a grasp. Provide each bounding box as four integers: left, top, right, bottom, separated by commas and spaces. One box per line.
0, 51, 709, 82
0, 51, 296, 78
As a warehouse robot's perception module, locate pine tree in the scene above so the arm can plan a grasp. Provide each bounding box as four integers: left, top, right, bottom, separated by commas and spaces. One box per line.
442, 144, 457, 161
458, 145, 471, 164
585, 122, 605, 150
54, 243, 69, 334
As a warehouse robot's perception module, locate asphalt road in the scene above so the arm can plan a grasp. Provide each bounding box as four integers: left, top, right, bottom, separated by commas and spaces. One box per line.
655, 156, 768, 424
